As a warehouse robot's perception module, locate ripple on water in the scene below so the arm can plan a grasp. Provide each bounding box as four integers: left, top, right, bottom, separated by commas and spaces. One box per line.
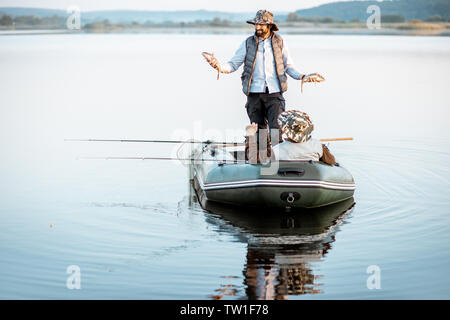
1, 138, 449, 299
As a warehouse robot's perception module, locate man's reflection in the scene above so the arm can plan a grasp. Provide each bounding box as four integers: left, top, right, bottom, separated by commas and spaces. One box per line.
189, 184, 355, 299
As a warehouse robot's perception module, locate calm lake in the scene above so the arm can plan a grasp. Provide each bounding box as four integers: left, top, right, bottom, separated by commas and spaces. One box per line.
0, 33, 449, 299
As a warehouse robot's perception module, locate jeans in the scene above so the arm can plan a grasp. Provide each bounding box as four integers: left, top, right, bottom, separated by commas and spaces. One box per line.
245, 90, 285, 148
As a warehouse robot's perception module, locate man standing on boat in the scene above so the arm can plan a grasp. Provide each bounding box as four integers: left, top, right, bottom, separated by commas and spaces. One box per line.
203, 10, 323, 160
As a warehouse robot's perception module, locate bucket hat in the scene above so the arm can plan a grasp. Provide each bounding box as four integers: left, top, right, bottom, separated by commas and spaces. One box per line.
246, 10, 279, 31
278, 110, 314, 143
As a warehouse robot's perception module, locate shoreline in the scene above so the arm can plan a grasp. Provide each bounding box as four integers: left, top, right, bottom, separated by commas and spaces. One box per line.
1, 24, 450, 37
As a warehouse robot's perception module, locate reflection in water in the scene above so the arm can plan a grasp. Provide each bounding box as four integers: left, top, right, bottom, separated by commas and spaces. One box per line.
189, 184, 355, 299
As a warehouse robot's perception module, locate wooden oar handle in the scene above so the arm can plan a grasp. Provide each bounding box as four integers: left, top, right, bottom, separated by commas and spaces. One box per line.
320, 137, 354, 142
210, 138, 354, 148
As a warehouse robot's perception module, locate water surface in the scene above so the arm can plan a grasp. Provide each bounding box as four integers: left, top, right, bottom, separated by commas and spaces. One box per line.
0, 33, 449, 299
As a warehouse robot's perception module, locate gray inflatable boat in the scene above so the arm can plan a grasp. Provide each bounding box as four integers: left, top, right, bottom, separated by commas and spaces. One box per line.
189, 145, 355, 209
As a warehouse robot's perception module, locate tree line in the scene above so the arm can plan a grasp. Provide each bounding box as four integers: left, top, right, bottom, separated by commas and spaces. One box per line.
0, 14, 68, 27
286, 12, 449, 23
1, 12, 448, 29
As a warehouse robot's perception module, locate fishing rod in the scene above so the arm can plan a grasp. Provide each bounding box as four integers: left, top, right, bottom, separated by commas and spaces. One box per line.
78, 156, 247, 163
66, 137, 353, 144
66, 139, 244, 151
77, 156, 321, 163
66, 139, 223, 144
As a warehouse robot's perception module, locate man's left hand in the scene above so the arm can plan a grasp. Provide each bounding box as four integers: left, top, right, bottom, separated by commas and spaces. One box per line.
302, 73, 325, 82
300, 73, 325, 93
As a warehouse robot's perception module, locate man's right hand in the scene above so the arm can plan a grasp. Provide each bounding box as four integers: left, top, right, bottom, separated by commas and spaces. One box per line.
202, 52, 220, 70
208, 56, 219, 70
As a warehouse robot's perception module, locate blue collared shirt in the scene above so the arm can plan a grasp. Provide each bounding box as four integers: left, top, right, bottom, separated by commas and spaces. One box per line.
220, 34, 303, 93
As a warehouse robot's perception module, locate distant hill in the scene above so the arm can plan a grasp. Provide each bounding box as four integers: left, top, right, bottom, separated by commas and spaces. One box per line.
0, 7, 267, 24
295, 0, 450, 22
81, 10, 256, 24
2, 0, 449, 25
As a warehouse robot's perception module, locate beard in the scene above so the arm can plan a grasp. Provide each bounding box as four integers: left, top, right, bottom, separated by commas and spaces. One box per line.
255, 27, 270, 37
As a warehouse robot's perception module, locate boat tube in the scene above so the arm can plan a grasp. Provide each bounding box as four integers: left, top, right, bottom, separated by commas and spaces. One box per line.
189, 145, 355, 209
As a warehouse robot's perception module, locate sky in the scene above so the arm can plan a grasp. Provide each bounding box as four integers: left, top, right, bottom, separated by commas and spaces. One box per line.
0, 0, 352, 12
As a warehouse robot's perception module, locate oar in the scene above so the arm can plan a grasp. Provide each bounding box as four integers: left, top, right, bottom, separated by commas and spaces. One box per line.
320, 137, 353, 142
211, 137, 354, 148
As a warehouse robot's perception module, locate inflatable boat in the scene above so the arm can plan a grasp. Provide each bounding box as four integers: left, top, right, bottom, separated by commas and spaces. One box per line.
189, 144, 355, 209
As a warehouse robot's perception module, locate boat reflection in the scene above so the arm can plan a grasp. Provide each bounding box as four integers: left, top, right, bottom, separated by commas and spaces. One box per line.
189, 185, 355, 299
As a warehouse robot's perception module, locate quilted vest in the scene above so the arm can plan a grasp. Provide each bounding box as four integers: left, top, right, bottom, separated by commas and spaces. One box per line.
241, 32, 288, 96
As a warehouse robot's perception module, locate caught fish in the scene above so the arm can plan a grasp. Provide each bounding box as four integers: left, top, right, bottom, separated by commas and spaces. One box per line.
202, 52, 221, 80
301, 73, 325, 93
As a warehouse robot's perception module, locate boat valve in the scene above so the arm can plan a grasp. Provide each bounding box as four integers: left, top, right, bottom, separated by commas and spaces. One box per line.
281, 192, 300, 203
287, 193, 295, 203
